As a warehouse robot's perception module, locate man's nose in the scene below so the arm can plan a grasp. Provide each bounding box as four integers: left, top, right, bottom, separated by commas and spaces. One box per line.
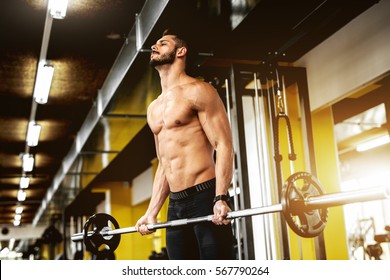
151, 44, 157, 51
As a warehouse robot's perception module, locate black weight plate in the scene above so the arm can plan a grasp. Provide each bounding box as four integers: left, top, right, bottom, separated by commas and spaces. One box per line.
83, 213, 121, 258
281, 172, 328, 238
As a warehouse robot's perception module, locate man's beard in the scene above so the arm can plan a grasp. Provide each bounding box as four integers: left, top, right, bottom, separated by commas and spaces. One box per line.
149, 48, 176, 67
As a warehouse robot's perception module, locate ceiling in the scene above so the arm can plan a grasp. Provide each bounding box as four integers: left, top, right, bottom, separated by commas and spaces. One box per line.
0, 0, 382, 228
334, 88, 389, 155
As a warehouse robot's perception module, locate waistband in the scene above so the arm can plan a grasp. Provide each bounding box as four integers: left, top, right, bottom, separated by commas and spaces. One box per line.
169, 178, 216, 200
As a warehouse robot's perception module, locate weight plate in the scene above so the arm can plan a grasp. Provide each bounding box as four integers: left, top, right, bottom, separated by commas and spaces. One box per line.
83, 213, 120, 257
281, 172, 328, 238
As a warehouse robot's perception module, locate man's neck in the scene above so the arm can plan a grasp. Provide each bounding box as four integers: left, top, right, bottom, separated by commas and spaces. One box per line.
156, 63, 187, 92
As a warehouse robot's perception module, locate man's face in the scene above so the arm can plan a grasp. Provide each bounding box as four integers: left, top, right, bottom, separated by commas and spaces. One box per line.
149, 35, 177, 68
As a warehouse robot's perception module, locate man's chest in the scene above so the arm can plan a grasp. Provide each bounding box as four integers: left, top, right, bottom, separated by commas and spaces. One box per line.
148, 93, 197, 133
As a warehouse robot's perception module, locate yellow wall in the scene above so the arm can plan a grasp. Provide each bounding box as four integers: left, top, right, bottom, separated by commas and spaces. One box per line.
311, 107, 349, 259
40, 244, 49, 260
91, 158, 168, 259
92, 182, 153, 260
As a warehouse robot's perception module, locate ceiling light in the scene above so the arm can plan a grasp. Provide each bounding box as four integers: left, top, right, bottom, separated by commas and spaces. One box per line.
13, 220, 21, 227
9, 238, 15, 251
0, 247, 10, 255
26, 122, 41, 147
356, 135, 390, 152
22, 154, 34, 172
14, 214, 22, 221
49, 0, 68, 19
17, 190, 27, 202
19, 176, 30, 189
33, 64, 54, 104
15, 206, 24, 214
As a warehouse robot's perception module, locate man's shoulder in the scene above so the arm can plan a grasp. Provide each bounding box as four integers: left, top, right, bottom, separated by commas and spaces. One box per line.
183, 79, 220, 110
147, 96, 161, 112
184, 79, 215, 94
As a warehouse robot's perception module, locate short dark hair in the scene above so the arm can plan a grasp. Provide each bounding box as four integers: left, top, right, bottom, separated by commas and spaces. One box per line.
162, 28, 188, 50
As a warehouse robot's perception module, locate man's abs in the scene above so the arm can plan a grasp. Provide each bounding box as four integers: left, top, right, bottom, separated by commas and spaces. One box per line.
157, 127, 215, 192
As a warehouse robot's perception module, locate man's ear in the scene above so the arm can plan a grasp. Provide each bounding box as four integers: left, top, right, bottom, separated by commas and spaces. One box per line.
176, 47, 187, 58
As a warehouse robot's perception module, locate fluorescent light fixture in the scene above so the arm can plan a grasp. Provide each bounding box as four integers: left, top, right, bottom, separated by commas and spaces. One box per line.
356, 135, 390, 152
17, 190, 26, 202
15, 206, 24, 214
19, 176, 30, 189
26, 122, 41, 147
22, 154, 34, 172
49, 0, 68, 19
0, 247, 10, 255
33, 64, 54, 104
9, 238, 15, 251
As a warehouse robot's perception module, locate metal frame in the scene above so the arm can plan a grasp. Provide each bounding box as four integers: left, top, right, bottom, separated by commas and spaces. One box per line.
228, 64, 324, 259
229, 65, 252, 259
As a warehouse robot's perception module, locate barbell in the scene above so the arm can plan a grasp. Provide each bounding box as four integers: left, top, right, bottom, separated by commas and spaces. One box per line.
71, 172, 390, 257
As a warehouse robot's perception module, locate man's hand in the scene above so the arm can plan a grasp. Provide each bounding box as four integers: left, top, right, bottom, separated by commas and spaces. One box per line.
135, 215, 157, 235
212, 201, 232, 225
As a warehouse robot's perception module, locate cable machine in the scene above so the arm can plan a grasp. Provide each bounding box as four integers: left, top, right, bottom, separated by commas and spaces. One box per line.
227, 64, 326, 260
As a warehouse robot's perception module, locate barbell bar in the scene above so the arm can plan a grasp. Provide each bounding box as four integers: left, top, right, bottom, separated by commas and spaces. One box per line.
71, 203, 284, 242
71, 172, 390, 250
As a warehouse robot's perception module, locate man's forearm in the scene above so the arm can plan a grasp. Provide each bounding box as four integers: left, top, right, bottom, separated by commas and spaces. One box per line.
146, 163, 170, 217
215, 144, 234, 196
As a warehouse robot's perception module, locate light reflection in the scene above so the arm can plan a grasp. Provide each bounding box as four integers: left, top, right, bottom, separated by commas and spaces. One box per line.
25, 0, 124, 15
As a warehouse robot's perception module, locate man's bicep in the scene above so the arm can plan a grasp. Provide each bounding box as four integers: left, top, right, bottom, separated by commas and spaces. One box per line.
199, 89, 232, 148
197, 83, 225, 120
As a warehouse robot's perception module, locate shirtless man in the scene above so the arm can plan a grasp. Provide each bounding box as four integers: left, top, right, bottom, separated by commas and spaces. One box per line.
135, 29, 235, 260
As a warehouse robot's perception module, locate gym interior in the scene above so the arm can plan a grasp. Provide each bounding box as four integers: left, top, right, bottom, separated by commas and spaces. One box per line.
1, 0, 390, 260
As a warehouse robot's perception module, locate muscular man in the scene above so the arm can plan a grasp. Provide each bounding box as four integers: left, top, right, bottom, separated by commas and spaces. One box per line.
135, 29, 235, 260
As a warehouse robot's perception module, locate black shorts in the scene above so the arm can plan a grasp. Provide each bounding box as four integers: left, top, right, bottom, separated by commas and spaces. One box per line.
166, 178, 235, 260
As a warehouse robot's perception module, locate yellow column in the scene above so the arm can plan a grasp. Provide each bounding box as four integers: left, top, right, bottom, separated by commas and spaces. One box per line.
312, 106, 348, 259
